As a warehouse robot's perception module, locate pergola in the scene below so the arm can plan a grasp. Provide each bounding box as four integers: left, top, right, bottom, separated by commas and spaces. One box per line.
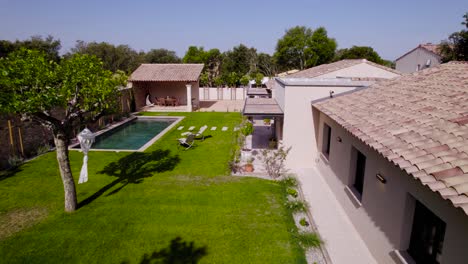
129, 64, 204, 112
242, 98, 284, 141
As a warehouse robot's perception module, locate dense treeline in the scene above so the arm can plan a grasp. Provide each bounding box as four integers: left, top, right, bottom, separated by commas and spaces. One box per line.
2, 15, 465, 87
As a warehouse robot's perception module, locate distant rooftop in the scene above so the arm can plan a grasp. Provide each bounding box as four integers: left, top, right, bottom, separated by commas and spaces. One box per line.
276, 77, 375, 87
395, 43, 442, 61
286, 59, 401, 79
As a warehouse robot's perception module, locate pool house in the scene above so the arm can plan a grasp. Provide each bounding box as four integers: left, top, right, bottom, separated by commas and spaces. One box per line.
129, 64, 204, 112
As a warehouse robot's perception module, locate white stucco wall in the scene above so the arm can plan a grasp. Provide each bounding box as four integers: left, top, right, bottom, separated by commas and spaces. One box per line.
282, 85, 356, 169
318, 63, 400, 79
396, 47, 441, 73
314, 112, 468, 264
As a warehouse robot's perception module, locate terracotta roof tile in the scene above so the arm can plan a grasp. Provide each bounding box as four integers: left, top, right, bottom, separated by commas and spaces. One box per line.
432, 167, 464, 180
313, 62, 468, 215
129, 64, 204, 82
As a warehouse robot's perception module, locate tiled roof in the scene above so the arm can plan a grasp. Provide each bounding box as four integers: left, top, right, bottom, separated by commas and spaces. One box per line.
129, 64, 204, 82
313, 62, 468, 215
287, 59, 400, 78
395, 43, 442, 61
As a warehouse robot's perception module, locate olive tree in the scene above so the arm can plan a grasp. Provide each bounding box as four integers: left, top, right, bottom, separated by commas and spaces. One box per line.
0, 49, 125, 212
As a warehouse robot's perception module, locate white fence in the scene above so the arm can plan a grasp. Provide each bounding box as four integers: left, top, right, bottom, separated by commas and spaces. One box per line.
199, 87, 246, 101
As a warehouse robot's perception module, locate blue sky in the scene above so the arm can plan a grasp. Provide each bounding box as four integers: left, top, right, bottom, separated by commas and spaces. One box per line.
0, 0, 466, 60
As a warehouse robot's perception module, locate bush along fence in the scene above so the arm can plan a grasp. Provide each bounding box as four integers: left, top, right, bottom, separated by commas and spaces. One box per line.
0, 88, 134, 170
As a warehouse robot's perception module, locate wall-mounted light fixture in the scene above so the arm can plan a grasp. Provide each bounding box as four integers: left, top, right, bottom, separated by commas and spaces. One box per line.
376, 173, 387, 184
336, 137, 342, 142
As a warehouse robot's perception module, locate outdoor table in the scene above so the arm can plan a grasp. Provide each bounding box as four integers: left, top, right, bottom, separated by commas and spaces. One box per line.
165, 98, 176, 106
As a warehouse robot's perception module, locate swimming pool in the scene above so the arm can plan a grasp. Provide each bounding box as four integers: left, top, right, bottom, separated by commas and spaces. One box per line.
73, 116, 183, 151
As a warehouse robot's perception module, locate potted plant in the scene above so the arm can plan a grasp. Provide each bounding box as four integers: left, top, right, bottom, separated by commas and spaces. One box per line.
244, 157, 254, 172
263, 118, 271, 125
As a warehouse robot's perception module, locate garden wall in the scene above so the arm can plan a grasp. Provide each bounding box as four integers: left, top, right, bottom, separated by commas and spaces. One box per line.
0, 88, 133, 170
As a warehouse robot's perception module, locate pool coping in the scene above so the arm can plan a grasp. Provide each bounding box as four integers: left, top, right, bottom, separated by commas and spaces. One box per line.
69, 115, 185, 152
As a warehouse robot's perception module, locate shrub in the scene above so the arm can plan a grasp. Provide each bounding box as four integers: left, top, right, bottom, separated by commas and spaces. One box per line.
299, 217, 309, 227
260, 144, 291, 179
241, 122, 254, 136
36, 144, 52, 155
293, 232, 322, 249
287, 188, 298, 198
8, 155, 24, 168
280, 174, 298, 188
285, 200, 308, 213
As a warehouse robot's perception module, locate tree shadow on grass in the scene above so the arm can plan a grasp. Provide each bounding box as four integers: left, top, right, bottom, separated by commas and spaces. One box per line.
122, 237, 208, 264
78, 149, 180, 208
0, 166, 22, 182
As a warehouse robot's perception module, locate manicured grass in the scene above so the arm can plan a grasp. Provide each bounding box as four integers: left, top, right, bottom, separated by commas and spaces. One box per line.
0, 112, 306, 263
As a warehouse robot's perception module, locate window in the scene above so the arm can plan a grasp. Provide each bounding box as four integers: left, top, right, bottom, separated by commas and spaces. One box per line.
322, 123, 332, 157
408, 201, 446, 264
353, 149, 366, 198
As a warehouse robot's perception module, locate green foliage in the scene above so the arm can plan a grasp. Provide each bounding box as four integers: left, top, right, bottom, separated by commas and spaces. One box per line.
183, 47, 223, 87
439, 12, 468, 62
240, 75, 250, 86
36, 144, 52, 155
144, 48, 181, 64
183, 46, 207, 63
0, 49, 123, 121
280, 174, 299, 188
260, 144, 291, 179
257, 53, 276, 76
285, 200, 308, 213
254, 73, 264, 86
226, 72, 239, 87
241, 121, 254, 136
274, 26, 336, 71
222, 44, 257, 77
334, 46, 385, 65
286, 187, 298, 198
7, 155, 24, 168
293, 232, 322, 249
299, 217, 309, 227
199, 72, 209, 87
69, 40, 143, 73
0, 35, 61, 62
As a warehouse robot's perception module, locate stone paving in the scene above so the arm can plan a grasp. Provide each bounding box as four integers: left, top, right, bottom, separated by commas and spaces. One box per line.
199, 100, 245, 112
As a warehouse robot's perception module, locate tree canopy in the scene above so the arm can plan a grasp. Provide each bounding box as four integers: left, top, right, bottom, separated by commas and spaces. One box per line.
334, 46, 384, 63
69, 40, 142, 73
274, 26, 337, 71
0, 49, 125, 212
439, 12, 468, 62
0, 35, 61, 62
144, 48, 181, 64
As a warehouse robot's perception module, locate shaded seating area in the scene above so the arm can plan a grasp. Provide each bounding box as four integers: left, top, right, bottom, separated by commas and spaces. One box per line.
129, 64, 204, 112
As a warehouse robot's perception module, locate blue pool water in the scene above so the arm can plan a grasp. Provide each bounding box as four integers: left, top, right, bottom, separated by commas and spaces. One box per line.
87, 118, 174, 150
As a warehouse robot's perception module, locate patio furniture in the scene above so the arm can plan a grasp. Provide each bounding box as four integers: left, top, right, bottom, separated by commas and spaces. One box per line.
146, 94, 154, 106
194, 125, 208, 140
178, 133, 195, 149
156, 97, 166, 106
165, 98, 176, 106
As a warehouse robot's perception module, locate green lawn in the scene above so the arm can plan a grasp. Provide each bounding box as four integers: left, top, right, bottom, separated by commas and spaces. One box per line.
0, 112, 306, 263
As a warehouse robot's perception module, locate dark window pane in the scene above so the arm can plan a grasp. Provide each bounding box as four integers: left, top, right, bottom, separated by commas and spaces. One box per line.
322, 124, 332, 157
353, 151, 366, 196
408, 201, 446, 264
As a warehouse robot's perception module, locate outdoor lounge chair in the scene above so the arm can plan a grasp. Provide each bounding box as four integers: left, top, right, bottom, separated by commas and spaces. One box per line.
145, 94, 154, 106
194, 125, 208, 140
178, 133, 195, 149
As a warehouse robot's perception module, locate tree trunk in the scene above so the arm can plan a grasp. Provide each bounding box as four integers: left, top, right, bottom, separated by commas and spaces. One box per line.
53, 131, 78, 212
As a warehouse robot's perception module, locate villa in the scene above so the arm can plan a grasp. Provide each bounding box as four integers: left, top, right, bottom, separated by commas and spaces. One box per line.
395, 43, 442, 73
311, 62, 468, 263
